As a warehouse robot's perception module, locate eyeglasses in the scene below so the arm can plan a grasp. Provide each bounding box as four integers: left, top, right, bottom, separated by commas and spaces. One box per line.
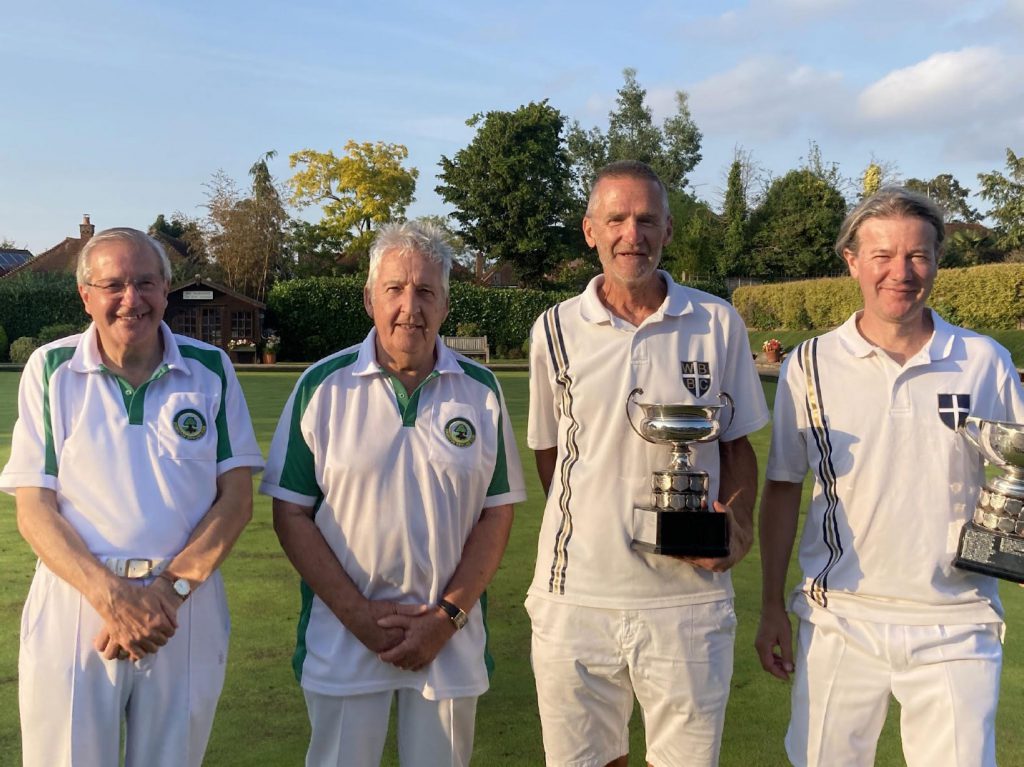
85, 279, 164, 296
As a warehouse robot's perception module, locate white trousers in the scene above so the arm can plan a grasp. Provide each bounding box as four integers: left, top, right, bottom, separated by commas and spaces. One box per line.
303, 688, 477, 767
787, 611, 1002, 767
19, 563, 231, 767
527, 595, 737, 767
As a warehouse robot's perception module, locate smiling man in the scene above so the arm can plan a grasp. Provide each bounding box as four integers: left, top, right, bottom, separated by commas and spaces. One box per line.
261, 221, 526, 767
0, 227, 263, 766
526, 161, 768, 767
756, 187, 1024, 766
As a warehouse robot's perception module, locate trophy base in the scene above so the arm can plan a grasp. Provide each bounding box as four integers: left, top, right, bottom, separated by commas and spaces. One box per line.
954, 522, 1024, 583
632, 506, 729, 557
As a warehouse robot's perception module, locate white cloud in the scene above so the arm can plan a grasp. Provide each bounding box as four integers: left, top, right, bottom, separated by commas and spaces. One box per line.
687, 56, 846, 139
858, 47, 1024, 124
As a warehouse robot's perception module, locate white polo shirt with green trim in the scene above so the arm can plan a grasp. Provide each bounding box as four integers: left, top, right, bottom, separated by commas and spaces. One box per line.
0, 322, 264, 559
259, 330, 526, 701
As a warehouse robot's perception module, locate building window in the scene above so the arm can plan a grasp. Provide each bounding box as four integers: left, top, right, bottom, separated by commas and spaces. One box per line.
172, 307, 198, 338
231, 311, 254, 342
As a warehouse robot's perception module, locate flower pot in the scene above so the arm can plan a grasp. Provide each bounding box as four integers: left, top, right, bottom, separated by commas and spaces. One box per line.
262, 351, 277, 365
765, 349, 782, 363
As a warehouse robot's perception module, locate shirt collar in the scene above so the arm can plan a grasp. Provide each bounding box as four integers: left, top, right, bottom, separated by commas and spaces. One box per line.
352, 328, 463, 378
68, 321, 185, 374
578, 270, 694, 326
837, 308, 953, 363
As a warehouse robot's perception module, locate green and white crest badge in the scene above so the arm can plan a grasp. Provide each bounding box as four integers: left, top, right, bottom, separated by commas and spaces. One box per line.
173, 408, 207, 441
444, 417, 476, 448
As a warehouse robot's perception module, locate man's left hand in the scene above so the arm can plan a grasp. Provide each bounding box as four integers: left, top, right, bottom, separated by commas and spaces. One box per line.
375, 603, 454, 672
681, 500, 753, 573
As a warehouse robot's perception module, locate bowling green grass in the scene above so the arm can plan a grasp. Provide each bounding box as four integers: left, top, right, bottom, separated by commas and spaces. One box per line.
0, 369, 1022, 766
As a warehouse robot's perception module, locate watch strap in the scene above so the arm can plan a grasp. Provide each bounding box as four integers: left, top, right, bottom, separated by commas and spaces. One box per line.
437, 598, 468, 630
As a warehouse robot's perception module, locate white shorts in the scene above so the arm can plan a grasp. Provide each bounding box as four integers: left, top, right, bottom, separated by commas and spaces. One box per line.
303, 688, 478, 767
19, 562, 230, 767
787, 610, 1002, 767
526, 595, 736, 767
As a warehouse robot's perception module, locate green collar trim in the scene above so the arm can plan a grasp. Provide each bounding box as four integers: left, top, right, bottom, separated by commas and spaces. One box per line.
387, 371, 439, 427
101, 363, 171, 425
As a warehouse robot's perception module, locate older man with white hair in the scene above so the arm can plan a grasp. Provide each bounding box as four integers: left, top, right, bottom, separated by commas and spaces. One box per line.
262, 220, 526, 767
1, 227, 263, 766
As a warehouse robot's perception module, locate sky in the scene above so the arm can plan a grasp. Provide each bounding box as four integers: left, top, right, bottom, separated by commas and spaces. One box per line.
2, 0, 1023, 254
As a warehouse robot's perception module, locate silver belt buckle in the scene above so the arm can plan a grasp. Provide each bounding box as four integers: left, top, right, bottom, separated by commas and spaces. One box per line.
107, 557, 155, 579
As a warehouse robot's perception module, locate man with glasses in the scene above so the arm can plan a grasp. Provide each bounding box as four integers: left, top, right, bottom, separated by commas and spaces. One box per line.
0, 227, 263, 766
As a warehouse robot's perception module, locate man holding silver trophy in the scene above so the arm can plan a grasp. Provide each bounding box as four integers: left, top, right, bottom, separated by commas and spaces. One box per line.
527, 161, 769, 767
756, 187, 1024, 767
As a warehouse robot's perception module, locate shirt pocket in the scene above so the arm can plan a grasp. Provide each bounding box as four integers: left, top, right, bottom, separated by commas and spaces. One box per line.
157, 392, 218, 462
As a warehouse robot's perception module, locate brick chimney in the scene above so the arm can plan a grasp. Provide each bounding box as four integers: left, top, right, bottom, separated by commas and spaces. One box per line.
80, 214, 95, 241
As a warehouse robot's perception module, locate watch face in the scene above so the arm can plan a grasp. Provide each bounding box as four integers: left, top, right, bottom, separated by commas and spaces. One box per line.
172, 578, 191, 599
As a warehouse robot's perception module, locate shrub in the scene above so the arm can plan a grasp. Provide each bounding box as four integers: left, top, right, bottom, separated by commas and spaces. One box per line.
37, 323, 83, 344
0, 325, 8, 362
10, 337, 39, 364
0, 272, 85, 341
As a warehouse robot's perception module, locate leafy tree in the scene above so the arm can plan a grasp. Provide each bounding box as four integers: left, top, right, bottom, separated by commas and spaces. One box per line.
205, 151, 289, 303
436, 100, 573, 288
286, 219, 351, 278
942, 225, 1002, 267
567, 68, 702, 199
861, 163, 883, 198
288, 140, 418, 258
719, 158, 748, 277
667, 194, 723, 280
149, 213, 210, 281
905, 173, 980, 223
748, 168, 847, 280
977, 149, 1024, 252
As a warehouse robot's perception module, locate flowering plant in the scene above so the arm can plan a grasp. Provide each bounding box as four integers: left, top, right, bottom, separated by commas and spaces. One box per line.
262, 333, 281, 352
228, 338, 255, 350
762, 338, 783, 353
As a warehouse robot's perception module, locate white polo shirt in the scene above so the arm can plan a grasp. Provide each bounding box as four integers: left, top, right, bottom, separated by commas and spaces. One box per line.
767, 310, 1024, 626
527, 271, 770, 609
0, 323, 264, 559
259, 330, 526, 700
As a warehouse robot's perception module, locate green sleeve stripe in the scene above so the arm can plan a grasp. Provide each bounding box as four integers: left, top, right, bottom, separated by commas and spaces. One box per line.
457, 360, 510, 496
280, 351, 359, 497
179, 344, 233, 462
41, 347, 76, 476
292, 579, 315, 683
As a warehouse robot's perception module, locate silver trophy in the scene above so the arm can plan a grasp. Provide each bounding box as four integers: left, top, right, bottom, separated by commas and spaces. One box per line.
955, 417, 1024, 583
626, 388, 734, 557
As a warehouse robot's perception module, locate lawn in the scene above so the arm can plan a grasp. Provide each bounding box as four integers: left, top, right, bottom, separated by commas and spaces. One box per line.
1, 369, 1022, 765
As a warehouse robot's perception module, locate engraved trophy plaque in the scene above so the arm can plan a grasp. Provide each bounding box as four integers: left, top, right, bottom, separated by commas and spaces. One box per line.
954, 417, 1024, 583
626, 388, 734, 557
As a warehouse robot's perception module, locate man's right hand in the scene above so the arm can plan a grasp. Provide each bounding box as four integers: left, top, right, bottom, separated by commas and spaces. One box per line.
91, 578, 179, 661
345, 599, 409, 654
754, 603, 795, 681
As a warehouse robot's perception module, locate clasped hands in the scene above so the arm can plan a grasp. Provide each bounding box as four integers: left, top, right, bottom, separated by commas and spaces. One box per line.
92, 577, 181, 662
350, 599, 455, 673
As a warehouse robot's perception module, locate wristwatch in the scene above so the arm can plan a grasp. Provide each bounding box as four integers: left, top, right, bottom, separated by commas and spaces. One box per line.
160, 572, 191, 602
437, 598, 468, 630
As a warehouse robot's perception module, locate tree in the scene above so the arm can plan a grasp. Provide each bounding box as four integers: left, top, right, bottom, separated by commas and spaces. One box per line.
288, 140, 418, 258
205, 152, 289, 303
719, 158, 748, 277
436, 100, 573, 288
861, 163, 883, 199
748, 168, 848, 280
285, 220, 351, 278
567, 68, 702, 199
977, 149, 1024, 252
905, 173, 980, 223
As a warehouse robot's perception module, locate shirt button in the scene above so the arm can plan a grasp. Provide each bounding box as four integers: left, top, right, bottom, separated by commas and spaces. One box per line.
125, 388, 134, 395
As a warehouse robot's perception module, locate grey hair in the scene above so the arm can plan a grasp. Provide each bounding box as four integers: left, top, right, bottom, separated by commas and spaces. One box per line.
835, 186, 945, 259
77, 227, 172, 286
366, 221, 453, 296
585, 160, 670, 217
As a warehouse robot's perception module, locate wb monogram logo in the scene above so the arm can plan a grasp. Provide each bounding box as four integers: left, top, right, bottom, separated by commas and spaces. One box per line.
681, 361, 711, 398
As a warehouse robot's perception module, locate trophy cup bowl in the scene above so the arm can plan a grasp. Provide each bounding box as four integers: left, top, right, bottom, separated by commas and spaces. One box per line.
627, 388, 734, 557
954, 417, 1024, 583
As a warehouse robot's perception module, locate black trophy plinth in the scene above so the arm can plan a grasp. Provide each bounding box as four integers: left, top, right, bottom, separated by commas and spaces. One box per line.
632, 507, 730, 558
954, 522, 1024, 583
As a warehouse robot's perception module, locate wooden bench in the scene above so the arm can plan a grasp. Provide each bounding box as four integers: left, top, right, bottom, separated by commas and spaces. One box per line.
442, 335, 490, 363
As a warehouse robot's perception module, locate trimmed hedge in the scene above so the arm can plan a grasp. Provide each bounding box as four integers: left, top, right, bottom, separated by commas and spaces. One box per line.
0, 273, 87, 341
733, 263, 1024, 330
266, 277, 575, 361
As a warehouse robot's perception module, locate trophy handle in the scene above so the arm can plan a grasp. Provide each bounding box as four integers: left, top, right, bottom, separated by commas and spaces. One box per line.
960, 416, 985, 456
626, 387, 646, 441
718, 391, 735, 435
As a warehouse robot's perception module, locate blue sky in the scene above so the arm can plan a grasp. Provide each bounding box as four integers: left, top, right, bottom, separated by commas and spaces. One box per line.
2, 0, 1023, 253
